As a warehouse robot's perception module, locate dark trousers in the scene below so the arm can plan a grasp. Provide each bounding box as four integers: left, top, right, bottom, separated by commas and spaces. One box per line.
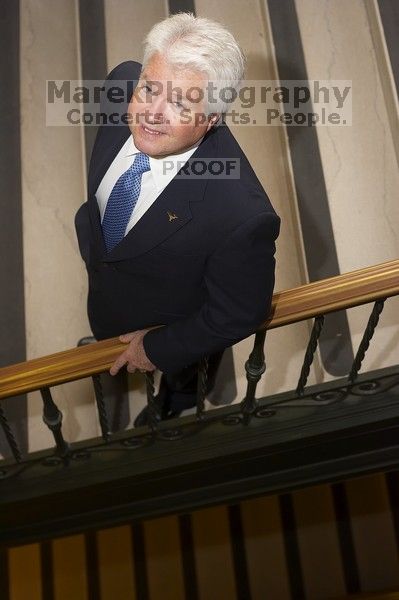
157, 350, 225, 412
100, 350, 224, 429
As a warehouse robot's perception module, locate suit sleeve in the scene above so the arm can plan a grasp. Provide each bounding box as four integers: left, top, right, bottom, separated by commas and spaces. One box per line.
142, 211, 280, 373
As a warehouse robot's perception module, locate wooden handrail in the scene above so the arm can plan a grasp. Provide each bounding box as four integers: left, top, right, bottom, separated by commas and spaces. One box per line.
265, 258, 399, 329
0, 259, 398, 400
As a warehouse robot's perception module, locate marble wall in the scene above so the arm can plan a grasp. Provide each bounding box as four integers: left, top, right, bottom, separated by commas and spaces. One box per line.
295, 0, 399, 376
20, 0, 97, 451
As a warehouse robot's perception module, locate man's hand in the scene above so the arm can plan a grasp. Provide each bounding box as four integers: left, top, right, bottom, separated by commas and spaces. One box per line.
110, 328, 157, 375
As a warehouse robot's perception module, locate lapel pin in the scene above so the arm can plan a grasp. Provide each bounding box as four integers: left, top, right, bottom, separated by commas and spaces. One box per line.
167, 210, 178, 222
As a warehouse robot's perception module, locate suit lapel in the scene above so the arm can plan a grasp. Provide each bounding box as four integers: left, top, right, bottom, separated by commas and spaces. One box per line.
87, 193, 106, 255
104, 177, 197, 261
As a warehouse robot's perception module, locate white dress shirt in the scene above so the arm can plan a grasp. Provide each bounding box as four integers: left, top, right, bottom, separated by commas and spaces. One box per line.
96, 135, 203, 235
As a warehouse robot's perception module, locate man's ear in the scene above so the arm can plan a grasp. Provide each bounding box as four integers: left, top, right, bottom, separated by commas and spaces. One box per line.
206, 113, 221, 131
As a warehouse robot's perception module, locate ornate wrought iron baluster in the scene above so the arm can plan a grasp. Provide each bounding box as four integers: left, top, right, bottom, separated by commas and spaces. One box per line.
40, 387, 70, 458
196, 356, 209, 420
348, 299, 386, 383
296, 315, 325, 396
145, 371, 159, 433
0, 404, 22, 463
240, 329, 267, 424
92, 374, 111, 441
77, 336, 111, 441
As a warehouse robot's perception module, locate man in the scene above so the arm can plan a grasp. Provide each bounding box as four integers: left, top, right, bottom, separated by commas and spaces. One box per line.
75, 13, 280, 426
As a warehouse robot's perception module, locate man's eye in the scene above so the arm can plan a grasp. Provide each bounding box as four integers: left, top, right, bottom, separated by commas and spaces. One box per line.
139, 83, 153, 95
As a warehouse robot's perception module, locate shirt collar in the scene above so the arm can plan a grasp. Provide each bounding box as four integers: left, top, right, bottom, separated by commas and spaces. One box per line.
124, 134, 204, 193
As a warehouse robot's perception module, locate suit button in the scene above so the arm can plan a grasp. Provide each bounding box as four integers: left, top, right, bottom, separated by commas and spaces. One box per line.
102, 262, 109, 268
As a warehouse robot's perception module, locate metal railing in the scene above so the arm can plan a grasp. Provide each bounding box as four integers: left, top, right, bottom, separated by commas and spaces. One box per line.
0, 258, 398, 466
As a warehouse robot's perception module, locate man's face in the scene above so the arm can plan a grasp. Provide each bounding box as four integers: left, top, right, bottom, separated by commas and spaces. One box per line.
128, 52, 215, 158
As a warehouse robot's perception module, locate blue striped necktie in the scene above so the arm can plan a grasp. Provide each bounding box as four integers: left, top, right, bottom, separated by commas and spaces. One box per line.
102, 152, 150, 252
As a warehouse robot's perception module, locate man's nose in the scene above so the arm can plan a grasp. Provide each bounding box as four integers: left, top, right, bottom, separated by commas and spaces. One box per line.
146, 94, 166, 123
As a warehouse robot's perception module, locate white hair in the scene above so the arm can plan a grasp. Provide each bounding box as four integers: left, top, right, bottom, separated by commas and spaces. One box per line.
142, 12, 246, 115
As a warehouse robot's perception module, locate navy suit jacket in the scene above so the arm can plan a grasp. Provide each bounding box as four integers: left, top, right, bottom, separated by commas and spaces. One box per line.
75, 61, 280, 373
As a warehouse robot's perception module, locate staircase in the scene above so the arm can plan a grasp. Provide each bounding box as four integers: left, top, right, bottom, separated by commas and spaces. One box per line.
1, 259, 398, 545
